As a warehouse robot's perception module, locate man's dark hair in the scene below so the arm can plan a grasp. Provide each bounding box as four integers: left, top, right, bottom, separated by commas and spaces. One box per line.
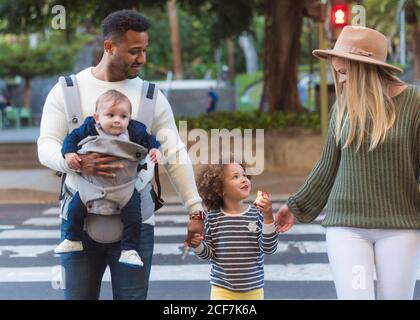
102, 10, 150, 41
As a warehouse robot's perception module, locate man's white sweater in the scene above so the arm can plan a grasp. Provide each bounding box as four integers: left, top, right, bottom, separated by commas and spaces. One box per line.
37, 68, 203, 224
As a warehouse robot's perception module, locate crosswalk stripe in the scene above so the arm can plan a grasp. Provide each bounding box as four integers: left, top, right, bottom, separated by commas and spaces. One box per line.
154, 225, 325, 236
23, 218, 60, 227
0, 240, 327, 258
0, 230, 60, 239
0, 225, 326, 239
42, 203, 318, 213
0, 226, 14, 230
0, 246, 55, 257
3, 264, 420, 282
42, 208, 60, 215
42, 206, 192, 216
153, 242, 328, 255
28, 215, 327, 227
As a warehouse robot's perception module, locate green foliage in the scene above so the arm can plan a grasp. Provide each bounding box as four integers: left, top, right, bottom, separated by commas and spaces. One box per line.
0, 32, 90, 78
142, 5, 219, 80
178, 0, 262, 46
364, 0, 420, 33
0, 0, 264, 80
176, 111, 321, 131
0, 0, 163, 34
237, 71, 263, 96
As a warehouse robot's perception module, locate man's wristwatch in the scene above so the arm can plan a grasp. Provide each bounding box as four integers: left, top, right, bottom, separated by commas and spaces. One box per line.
189, 210, 206, 221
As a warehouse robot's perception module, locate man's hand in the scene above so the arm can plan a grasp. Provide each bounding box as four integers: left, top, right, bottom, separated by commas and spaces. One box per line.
65, 153, 82, 171
275, 204, 295, 233
78, 153, 123, 177
184, 219, 204, 247
188, 233, 204, 248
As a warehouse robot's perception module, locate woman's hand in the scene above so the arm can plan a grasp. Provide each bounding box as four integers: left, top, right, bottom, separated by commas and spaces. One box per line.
275, 204, 295, 233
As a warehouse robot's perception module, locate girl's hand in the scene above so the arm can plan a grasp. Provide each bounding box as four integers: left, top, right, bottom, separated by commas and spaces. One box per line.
255, 197, 274, 224
65, 153, 82, 171
275, 204, 295, 233
149, 148, 161, 163
186, 233, 204, 248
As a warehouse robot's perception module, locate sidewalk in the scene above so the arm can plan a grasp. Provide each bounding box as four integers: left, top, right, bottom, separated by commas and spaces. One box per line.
0, 169, 307, 204
0, 127, 309, 204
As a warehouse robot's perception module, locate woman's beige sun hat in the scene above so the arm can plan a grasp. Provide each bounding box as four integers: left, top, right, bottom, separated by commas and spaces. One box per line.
312, 26, 403, 73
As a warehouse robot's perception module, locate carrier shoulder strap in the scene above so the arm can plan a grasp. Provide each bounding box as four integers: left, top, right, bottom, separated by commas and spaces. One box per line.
57, 74, 83, 200
59, 75, 83, 132
137, 80, 158, 133
137, 80, 163, 202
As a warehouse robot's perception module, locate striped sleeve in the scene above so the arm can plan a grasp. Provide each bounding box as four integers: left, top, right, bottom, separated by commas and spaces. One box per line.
287, 104, 341, 223
195, 216, 215, 260
259, 220, 278, 255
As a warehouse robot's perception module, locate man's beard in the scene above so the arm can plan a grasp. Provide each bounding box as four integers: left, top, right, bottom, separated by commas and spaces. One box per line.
110, 60, 138, 80
125, 70, 139, 79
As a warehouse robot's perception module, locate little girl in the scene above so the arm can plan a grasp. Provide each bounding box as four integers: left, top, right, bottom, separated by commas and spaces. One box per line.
189, 159, 278, 300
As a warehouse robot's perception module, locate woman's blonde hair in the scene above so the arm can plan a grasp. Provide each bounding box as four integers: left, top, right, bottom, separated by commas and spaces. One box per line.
332, 59, 404, 151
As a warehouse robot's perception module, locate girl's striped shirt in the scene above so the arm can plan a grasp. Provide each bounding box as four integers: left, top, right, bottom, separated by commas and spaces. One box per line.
194, 205, 278, 292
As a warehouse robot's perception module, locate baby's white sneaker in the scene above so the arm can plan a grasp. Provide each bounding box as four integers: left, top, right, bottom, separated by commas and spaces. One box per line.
54, 239, 83, 254
119, 250, 143, 268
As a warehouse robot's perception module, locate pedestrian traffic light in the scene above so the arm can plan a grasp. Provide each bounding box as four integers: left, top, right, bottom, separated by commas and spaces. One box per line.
331, 4, 349, 41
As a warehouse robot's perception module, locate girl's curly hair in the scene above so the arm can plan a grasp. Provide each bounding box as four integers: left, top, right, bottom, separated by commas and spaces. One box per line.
196, 155, 249, 211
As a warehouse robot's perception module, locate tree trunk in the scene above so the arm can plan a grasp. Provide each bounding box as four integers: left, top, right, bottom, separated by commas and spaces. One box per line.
263, 0, 304, 112
413, 23, 420, 82
167, 0, 183, 80
23, 77, 31, 109
226, 37, 236, 80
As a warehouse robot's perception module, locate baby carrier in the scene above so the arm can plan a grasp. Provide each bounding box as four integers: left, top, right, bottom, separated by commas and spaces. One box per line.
57, 74, 164, 243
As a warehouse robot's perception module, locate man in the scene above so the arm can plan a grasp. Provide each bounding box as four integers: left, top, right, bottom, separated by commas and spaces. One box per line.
206, 86, 218, 113
38, 10, 204, 300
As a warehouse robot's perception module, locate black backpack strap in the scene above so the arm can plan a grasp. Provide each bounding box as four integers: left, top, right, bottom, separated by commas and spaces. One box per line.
154, 163, 163, 204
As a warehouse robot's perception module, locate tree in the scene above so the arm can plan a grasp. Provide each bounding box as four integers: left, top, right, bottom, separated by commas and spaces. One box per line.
364, 0, 420, 81
0, 33, 89, 108
179, 0, 324, 112
0, 0, 323, 112
167, 0, 183, 79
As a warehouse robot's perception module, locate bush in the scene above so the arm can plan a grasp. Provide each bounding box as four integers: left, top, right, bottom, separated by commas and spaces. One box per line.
176, 111, 321, 130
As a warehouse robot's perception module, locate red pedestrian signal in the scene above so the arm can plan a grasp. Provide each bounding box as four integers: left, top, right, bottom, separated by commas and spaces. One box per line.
331, 5, 349, 28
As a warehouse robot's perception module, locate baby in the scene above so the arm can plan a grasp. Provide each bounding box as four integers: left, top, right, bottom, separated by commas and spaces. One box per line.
54, 89, 160, 268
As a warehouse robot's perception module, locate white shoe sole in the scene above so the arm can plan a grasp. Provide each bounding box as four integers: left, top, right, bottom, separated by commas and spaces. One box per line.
54, 246, 84, 254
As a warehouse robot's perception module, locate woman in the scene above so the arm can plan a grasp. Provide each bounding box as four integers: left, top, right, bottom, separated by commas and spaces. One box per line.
275, 26, 420, 300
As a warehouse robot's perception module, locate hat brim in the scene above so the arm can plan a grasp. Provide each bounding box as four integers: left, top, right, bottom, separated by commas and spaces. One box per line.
312, 49, 403, 74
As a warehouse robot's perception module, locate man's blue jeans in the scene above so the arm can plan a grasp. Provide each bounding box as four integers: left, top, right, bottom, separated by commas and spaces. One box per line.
60, 219, 154, 300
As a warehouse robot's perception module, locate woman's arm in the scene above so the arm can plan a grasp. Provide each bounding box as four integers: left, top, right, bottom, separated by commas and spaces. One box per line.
287, 104, 342, 223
